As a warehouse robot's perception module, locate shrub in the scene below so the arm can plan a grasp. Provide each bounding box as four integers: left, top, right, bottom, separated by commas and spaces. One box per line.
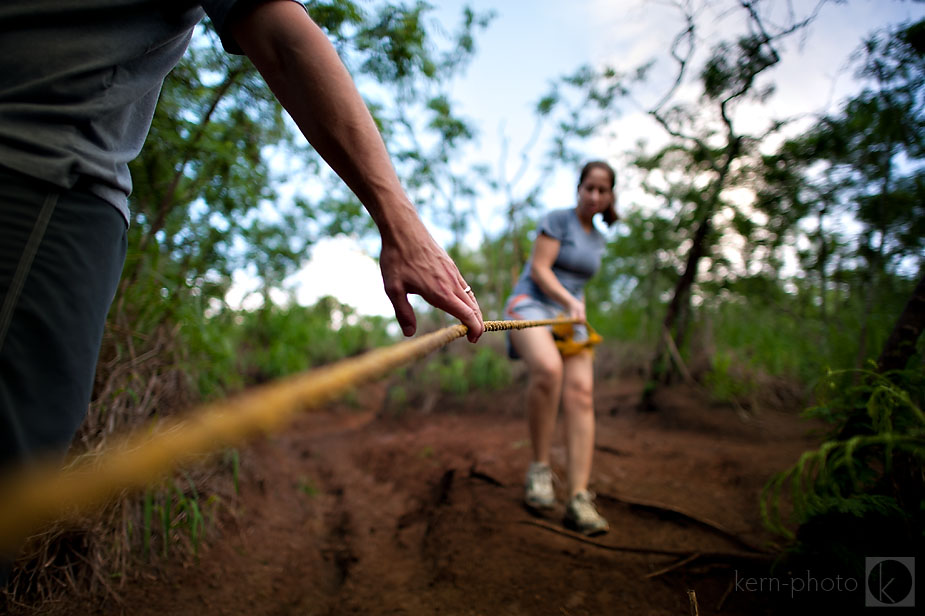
761, 368, 925, 582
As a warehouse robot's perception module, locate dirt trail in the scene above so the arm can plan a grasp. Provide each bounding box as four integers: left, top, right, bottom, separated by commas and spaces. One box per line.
32, 376, 825, 615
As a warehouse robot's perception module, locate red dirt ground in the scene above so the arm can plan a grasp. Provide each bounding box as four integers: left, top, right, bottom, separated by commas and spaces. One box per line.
10, 371, 831, 616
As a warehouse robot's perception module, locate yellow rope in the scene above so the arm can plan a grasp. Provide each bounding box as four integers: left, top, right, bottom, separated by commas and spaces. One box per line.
0, 318, 578, 550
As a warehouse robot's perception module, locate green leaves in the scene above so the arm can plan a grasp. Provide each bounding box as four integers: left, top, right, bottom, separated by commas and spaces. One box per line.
355, 2, 434, 81
306, 0, 364, 37
700, 33, 778, 102
761, 368, 925, 560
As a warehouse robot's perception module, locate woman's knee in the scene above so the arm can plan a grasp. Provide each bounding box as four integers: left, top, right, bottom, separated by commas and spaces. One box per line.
562, 378, 593, 412
529, 357, 563, 391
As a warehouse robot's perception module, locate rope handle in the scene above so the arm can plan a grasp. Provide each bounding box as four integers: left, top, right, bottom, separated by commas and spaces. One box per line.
0, 318, 580, 549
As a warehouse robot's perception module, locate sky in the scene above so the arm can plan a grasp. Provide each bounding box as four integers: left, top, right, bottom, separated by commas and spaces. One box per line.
230, 0, 924, 319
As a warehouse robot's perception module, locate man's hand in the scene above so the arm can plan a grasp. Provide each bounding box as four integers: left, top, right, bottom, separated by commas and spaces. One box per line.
379, 219, 483, 342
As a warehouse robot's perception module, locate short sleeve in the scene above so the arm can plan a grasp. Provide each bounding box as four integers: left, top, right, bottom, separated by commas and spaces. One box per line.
536, 209, 569, 242
200, 0, 304, 54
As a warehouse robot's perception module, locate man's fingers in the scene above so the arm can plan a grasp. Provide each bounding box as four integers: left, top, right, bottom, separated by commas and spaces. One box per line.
452, 298, 483, 342
444, 291, 483, 343
388, 291, 417, 337
383, 261, 484, 341
414, 283, 483, 342
458, 282, 483, 322
458, 285, 483, 342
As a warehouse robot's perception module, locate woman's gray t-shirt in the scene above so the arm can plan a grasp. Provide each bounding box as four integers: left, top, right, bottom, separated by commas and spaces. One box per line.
511, 207, 607, 307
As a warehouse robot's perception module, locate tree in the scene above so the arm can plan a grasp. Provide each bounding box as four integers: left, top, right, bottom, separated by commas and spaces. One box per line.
762, 18, 925, 371
634, 0, 825, 386
878, 270, 925, 373
822, 19, 924, 368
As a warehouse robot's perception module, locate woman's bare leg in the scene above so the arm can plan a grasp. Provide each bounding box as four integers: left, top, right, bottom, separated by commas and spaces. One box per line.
510, 327, 563, 464
561, 350, 595, 497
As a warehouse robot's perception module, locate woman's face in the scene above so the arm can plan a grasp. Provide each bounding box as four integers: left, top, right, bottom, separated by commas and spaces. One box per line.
577, 167, 614, 216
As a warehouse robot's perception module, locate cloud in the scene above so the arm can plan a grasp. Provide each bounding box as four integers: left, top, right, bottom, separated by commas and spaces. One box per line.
288, 236, 393, 317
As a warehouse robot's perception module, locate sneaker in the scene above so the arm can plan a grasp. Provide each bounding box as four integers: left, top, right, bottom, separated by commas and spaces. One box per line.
564, 490, 609, 536
524, 462, 556, 509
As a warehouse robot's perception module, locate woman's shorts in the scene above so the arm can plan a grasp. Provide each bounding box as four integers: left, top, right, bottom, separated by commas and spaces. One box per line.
503, 293, 589, 359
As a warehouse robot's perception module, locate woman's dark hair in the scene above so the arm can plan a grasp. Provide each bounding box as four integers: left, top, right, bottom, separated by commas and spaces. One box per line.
578, 160, 618, 226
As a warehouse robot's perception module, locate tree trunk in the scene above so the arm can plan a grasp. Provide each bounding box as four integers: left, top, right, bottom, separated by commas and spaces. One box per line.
652, 210, 713, 383
854, 224, 888, 371
648, 139, 740, 387
816, 203, 829, 325
877, 270, 925, 373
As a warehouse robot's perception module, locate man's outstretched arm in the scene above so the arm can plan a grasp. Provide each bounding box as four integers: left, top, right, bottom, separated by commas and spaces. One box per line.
230, 0, 483, 341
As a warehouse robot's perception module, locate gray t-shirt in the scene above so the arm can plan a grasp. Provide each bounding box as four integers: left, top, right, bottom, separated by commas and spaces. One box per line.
511, 207, 607, 306
0, 0, 269, 223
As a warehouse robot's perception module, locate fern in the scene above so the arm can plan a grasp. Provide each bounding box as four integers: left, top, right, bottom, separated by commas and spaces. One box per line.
761, 368, 925, 557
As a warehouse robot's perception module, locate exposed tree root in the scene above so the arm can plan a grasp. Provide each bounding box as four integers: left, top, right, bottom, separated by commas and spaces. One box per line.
518, 518, 773, 578
596, 491, 769, 554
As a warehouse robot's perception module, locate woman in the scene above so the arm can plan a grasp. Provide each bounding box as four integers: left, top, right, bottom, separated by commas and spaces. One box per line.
504, 161, 617, 536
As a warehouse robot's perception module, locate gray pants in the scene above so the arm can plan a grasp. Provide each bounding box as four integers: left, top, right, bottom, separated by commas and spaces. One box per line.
0, 167, 126, 584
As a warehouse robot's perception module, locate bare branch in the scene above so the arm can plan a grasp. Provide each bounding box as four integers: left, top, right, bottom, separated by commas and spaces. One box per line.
651, 0, 698, 116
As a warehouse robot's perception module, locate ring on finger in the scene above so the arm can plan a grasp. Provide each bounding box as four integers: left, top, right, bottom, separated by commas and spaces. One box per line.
463, 285, 471, 294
